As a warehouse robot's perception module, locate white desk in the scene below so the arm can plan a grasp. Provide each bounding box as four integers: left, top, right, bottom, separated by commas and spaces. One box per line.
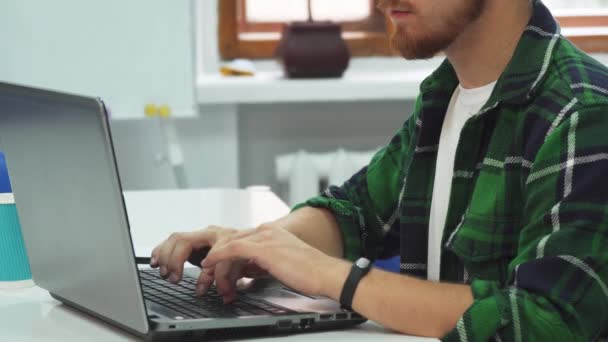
0, 189, 437, 342
122, 188, 294, 256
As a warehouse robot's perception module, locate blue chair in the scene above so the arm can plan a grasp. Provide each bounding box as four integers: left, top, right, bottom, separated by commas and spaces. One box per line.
374, 256, 400, 273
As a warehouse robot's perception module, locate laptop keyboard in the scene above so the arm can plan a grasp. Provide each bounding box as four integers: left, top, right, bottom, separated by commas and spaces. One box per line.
139, 269, 293, 319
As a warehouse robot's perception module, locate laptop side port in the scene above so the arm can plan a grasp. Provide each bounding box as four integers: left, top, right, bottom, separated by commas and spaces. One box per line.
319, 314, 332, 321
300, 318, 314, 329
335, 313, 348, 320
276, 319, 293, 329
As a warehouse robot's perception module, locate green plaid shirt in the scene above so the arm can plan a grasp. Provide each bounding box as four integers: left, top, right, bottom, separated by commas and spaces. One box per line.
297, 1, 608, 340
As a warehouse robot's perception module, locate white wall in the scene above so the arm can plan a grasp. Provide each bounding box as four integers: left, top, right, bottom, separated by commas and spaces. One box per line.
111, 105, 239, 190
0, 0, 240, 192
109, 99, 411, 195
0, 0, 197, 119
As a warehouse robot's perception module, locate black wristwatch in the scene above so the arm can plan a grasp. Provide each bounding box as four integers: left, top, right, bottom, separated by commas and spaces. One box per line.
339, 257, 372, 311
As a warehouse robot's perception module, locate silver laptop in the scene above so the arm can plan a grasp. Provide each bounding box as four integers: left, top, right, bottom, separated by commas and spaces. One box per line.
0, 82, 365, 340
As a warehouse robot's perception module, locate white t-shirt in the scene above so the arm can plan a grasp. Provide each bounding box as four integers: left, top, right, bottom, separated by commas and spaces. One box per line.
427, 81, 497, 281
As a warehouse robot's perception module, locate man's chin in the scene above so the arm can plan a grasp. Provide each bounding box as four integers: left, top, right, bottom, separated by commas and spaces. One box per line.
399, 50, 439, 60
390, 33, 453, 60
391, 41, 442, 60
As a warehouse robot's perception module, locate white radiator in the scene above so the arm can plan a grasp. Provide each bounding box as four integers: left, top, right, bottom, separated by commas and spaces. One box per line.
275, 149, 379, 206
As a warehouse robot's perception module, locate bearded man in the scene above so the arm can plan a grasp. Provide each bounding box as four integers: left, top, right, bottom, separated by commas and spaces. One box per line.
151, 0, 608, 340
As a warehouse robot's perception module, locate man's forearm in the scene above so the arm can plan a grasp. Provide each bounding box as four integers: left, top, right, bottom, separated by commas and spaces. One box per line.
320, 258, 474, 338
269, 206, 344, 259
269, 208, 472, 337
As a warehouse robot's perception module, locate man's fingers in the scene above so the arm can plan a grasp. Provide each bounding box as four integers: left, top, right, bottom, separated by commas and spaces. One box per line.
166, 240, 193, 283
196, 266, 215, 296
150, 245, 161, 267
223, 264, 244, 303
202, 240, 259, 268
214, 261, 241, 302
185, 230, 221, 249
207, 229, 256, 253
197, 230, 256, 295
228, 228, 257, 241
150, 228, 220, 275
157, 239, 178, 278
223, 267, 243, 304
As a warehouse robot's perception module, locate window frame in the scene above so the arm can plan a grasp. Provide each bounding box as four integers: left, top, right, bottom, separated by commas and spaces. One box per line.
218, 0, 608, 60
219, 0, 392, 59
237, 0, 385, 33
558, 14, 608, 53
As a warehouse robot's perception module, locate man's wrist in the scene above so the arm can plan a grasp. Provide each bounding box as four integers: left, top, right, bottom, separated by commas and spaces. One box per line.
318, 256, 351, 300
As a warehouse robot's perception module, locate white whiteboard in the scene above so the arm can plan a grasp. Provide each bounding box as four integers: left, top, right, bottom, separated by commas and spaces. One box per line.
0, 0, 196, 119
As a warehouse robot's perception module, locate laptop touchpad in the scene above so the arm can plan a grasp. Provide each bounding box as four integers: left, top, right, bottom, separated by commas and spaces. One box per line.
249, 288, 341, 313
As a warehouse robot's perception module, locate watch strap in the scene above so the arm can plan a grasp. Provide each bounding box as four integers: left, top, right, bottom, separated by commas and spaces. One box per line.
339, 258, 372, 311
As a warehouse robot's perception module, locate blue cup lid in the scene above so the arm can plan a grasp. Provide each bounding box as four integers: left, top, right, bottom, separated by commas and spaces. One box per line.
0, 152, 12, 194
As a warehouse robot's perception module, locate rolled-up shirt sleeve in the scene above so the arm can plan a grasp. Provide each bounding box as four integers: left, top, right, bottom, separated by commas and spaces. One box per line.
293, 110, 419, 262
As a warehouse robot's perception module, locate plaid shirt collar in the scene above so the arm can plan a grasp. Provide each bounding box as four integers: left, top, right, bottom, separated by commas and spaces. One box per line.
420, 0, 561, 109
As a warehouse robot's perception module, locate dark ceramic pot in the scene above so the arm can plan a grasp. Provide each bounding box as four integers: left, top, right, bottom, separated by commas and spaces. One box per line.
276, 21, 351, 78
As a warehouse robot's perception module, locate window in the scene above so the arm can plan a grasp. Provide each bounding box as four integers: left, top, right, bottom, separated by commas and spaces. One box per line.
245, 0, 371, 23
219, 0, 608, 60
538, 0, 608, 53
545, 0, 608, 12
219, 0, 392, 59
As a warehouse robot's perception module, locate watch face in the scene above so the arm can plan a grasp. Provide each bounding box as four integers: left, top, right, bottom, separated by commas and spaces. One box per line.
356, 258, 371, 269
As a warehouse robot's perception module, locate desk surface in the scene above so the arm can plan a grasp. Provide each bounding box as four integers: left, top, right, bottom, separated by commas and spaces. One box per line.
0, 189, 437, 341
123, 188, 293, 255
0, 286, 434, 342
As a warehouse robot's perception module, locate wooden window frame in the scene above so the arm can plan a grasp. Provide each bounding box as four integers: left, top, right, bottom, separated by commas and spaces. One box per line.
219, 0, 392, 59
237, 0, 385, 33
219, 0, 608, 60
557, 15, 608, 53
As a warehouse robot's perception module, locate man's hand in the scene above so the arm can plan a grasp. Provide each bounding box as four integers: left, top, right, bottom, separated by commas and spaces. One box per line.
150, 226, 268, 301
150, 206, 349, 304
201, 225, 347, 301
149, 222, 474, 338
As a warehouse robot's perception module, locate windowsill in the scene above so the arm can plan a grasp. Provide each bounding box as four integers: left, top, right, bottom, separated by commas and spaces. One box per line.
196, 53, 608, 106
563, 27, 608, 36
197, 57, 442, 105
